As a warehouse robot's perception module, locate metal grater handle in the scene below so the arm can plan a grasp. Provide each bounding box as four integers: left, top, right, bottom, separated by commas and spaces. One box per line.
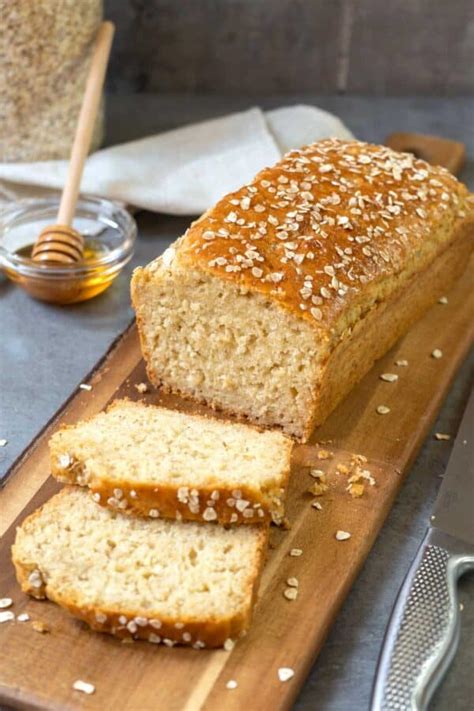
371, 528, 474, 711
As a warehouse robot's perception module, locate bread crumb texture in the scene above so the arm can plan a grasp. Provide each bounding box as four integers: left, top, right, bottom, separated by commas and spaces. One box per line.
12, 488, 268, 648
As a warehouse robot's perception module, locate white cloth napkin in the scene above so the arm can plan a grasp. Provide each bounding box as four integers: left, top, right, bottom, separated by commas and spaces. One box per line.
0, 105, 354, 215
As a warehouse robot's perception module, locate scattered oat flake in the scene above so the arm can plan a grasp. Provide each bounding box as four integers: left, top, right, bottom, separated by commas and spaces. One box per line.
435, 433, 451, 441
287, 577, 299, 588
226, 680, 238, 690
376, 405, 391, 415
289, 548, 303, 557
0, 598, 13, 609
224, 638, 235, 652
134, 382, 148, 394
380, 373, 398, 383
79, 383, 92, 391
0, 611, 14, 623
312, 501, 322, 510
17, 613, 30, 622
438, 296, 448, 304
278, 668, 295, 682
32, 620, 50, 634
73, 680, 96, 695
309, 468, 325, 478
0, 439, 7, 447
317, 449, 332, 460
360, 469, 376, 486
335, 530, 351, 541
284, 587, 298, 601
395, 359, 408, 367
431, 349, 443, 359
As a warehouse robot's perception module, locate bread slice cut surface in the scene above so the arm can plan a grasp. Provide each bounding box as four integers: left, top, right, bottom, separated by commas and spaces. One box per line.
12, 487, 268, 648
50, 400, 293, 525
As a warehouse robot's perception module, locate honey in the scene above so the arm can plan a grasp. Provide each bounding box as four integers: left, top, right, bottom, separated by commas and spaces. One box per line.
7, 240, 118, 305
0, 196, 136, 305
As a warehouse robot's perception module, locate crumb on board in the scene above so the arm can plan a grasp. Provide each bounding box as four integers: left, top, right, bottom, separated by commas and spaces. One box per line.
284, 587, 298, 601
289, 548, 303, 557
395, 359, 408, 367
431, 349, 443, 359
435, 433, 451, 441
0, 439, 7, 447
17, 613, 30, 622
134, 382, 149, 394
312, 500, 322, 510
317, 449, 333, 460
335, 530, 351, 541
286, 577, 299, 588
79, 383, 92, 391
309, 468, 325, 478
347, 482, 365, 497
224, 638, 235, 652
351, 454, 368, 466
376, 405, 391, 415
346, 467, 376, 498
438, 296, 448, 304
0, 598, 13, 609
308, 477, 328, 496
226, 680, 238, 690
32, 620, 50, 634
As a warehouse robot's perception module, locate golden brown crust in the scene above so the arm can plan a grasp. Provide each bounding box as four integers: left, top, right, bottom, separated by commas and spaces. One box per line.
12, 489, 269, 649
53, 473, 289, 526
173, 139, 472, 336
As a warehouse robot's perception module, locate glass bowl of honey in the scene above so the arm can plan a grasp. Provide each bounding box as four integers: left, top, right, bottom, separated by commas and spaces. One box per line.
0, 196, 137, 304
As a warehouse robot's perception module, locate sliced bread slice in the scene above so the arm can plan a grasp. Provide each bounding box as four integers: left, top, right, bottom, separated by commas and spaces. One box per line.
50, 399, 293, 525
12, 487, 268, 648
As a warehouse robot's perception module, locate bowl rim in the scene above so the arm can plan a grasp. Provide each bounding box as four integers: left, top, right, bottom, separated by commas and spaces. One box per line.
0, 195, 137, 278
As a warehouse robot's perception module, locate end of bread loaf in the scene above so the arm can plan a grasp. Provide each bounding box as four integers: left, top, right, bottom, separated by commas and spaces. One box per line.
131, 262, 323, 441
12, 488, 268, 648
50, 400, 293, 525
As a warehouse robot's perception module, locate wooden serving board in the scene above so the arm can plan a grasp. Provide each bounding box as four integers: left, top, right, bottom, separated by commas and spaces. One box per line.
0, 258, 472, 710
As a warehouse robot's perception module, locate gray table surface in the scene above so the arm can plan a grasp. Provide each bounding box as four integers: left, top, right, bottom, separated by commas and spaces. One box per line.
0, 95, 472, 710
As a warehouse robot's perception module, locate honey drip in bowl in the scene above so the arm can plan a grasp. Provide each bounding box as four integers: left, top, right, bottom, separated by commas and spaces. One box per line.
10, 240, 117, 304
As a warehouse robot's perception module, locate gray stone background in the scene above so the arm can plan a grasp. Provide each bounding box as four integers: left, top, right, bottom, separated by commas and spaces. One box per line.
105, 0, 474, 95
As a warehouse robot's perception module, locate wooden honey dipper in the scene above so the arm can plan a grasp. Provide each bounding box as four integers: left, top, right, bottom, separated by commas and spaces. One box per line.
32, 21, 115, 265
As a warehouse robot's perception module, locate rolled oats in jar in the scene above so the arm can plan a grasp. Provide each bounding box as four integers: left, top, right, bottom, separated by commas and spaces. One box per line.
0, 0, 104, 162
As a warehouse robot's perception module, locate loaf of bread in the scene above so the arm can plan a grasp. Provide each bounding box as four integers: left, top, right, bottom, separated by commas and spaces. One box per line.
132, 139, 473, 441
50, 399, 293, 525
12, 487, 268, 648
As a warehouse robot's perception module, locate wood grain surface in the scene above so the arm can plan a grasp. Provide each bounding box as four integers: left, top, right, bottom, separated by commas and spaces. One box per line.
0, 258, 472, 711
